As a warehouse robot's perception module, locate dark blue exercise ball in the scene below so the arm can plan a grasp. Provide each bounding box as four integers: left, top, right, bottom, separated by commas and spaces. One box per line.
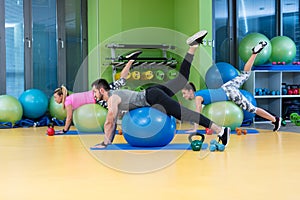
122, 107, 176, 147
240, 89, 257, 121
205, 62, 239, 89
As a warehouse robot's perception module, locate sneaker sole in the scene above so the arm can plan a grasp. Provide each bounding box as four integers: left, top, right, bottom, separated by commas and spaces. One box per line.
225, 127, 231, 147
274, 117, 282, 132
186, 30, 208, 45
125, 51, 142, 59
218, 127, 231, 147
252, 41, 267, 54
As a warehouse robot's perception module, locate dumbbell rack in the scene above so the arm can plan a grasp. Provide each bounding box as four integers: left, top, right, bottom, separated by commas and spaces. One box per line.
106, 43, 178, 91
244, 65, 300, 123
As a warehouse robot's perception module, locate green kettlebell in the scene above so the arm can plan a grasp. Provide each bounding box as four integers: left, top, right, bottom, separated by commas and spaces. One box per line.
290, 113, 299, 123
188, 132, 205, 151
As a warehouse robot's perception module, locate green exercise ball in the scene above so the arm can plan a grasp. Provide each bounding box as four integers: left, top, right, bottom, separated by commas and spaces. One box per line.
269, 36, 296, 64
49, 90, 73, 120
73, 104, 107, 133
202, 101, 244, 130
0, 95, 23, 124
238, 33, 272, 66
49, 96, 67, 120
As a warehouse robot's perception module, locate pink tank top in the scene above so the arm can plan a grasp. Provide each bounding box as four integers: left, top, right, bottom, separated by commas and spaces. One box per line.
64, 90, 96, 110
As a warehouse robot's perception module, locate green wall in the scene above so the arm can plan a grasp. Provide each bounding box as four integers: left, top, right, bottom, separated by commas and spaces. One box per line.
87, 0, 213, 95
121, 0, 175, 30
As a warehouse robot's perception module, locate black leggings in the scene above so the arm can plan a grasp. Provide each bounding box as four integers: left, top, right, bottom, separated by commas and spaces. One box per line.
145, 53, 213, 128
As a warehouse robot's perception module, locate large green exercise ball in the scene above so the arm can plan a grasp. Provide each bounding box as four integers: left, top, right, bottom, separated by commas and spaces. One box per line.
18, 89, 49, 119
49, 90, 73, 120
73, 104, 107, 133
238, 33, 272, 66
49, 96, 67, 120
0, 95, 23, 124
202, 101, 244, 130
269, 36, 296, 64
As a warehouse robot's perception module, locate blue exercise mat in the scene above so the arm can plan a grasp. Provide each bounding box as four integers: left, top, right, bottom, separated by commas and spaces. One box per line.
231, 129, 259, 134
53, 130, 100, 135
176, 129, 259, 134
90, 143, 208, 151
52, 129, 259, 136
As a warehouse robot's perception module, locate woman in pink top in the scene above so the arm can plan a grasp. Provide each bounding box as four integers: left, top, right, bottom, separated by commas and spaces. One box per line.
53, 51, 142, 133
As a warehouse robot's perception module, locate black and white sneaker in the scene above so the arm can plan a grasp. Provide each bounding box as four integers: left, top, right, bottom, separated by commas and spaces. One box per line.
272, 116, 282, 132
125, 50, 142, 60
186, 30, 208, 46
218, 127, 231, 147
252, 41, 267, 54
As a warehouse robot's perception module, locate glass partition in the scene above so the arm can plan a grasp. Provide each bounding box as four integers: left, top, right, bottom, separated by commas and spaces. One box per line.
5, 0, 24, 98
32, 0, 57, 97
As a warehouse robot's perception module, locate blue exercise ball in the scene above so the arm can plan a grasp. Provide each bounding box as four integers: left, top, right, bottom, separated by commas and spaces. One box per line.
240, 89, 257, 122
18, 89, 49, 119
205, 62, 239, 89
122, 107, 176, 147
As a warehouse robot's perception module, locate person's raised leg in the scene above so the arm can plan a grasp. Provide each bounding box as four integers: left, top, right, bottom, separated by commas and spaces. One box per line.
222, 41, 268, 91
244, 41, 267, 72
154, 30, 208, 97
247, 41, 281, 131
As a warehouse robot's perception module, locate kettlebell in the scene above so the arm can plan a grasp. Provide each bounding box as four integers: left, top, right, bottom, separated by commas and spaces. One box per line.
188, 132, 205, 151
47, 124, 55, 136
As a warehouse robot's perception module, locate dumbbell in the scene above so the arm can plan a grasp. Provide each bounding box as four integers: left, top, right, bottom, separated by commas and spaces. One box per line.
235, 128, 247, 135
209, 139, 225, 152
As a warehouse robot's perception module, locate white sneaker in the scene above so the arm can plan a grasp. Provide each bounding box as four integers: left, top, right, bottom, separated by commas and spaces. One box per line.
217, 127, 231, 147
186, 30, 208, 46
252, 41, 267, 54
125, 50, 142, 60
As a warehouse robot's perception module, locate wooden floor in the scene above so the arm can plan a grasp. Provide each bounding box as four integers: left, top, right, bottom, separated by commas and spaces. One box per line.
1, 124, 300, 200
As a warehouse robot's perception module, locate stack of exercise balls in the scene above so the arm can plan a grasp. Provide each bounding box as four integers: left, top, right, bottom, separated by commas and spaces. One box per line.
18, 89, 49, 119
239, 32, 297, 65
204, 62, 243, 129
203, 62, 257, 129
0, 95, 23, 124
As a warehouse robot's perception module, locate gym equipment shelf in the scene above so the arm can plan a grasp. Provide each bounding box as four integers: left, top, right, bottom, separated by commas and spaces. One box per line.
106, 43, 178, 91
244, 65, 300, 123
106, 43, 175, 61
